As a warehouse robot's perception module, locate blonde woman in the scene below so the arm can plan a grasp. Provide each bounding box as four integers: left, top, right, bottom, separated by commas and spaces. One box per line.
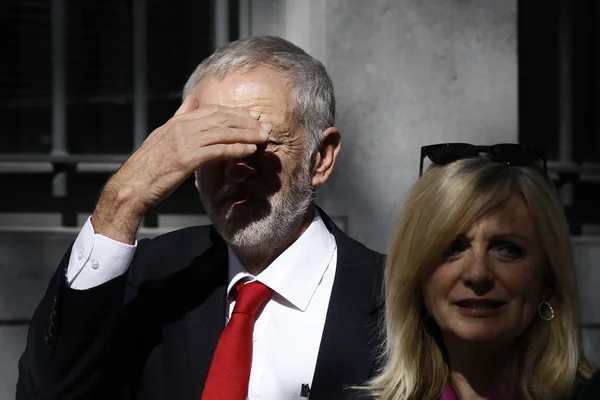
368, 143, 600, 400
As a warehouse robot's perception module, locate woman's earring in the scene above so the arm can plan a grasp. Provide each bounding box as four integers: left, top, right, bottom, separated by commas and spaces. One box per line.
538, 298, 555, 321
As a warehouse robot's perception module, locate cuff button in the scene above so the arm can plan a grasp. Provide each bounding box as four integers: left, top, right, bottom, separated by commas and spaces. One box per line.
44, 332, 53, 344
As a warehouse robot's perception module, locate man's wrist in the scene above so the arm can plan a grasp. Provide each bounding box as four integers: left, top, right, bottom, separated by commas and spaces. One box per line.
92, 185, 144, 244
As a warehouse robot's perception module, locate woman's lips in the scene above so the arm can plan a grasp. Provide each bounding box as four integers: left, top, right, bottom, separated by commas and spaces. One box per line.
454, 299, 507, 317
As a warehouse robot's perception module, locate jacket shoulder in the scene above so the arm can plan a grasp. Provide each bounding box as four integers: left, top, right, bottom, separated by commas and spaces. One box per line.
129, 225, 218, 283
333, 226, 387, 269
573, 370, 600, 399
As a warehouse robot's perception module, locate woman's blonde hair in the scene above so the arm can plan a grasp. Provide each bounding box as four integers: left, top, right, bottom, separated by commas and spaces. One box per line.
367, 156, 594, 400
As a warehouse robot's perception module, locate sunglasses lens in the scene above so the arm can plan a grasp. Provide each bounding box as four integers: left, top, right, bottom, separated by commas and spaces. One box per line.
491, 145, 539, 164
427, 143, 477, 164
421, 143, 547, 177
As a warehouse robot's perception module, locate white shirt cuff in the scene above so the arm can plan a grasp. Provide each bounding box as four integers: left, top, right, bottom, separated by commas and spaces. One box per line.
66, 216, 137, 290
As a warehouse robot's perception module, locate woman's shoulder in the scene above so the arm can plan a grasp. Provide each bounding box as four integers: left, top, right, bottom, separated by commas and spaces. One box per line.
573, 369, 600, 400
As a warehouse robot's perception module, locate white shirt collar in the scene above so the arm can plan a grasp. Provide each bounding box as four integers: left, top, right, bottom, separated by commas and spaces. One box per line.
227, 209, 337, 312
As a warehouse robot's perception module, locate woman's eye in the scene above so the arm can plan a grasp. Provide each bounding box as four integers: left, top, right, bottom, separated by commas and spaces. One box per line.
443, 239, 467, 260
493, 241, 526, 261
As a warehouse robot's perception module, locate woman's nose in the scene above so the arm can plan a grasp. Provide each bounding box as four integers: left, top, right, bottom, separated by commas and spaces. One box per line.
461, 252, 494, 295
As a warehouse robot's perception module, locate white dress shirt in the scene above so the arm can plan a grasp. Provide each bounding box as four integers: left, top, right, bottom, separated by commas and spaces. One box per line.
66, 211, 338, 399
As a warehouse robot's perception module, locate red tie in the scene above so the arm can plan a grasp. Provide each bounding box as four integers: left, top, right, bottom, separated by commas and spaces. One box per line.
201, 281, 274, 400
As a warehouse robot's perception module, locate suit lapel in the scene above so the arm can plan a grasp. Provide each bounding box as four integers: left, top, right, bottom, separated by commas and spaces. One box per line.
182, 230, 229, 395
183, 272, 227, 395
150, 229, 228, 397
310, 211, 385, 400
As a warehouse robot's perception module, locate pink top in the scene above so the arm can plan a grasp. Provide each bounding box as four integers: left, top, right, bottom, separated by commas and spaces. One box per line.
441, 383, 516, 400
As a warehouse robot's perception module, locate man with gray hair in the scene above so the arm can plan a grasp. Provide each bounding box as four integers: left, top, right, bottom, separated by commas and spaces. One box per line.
17, 35, 384, 400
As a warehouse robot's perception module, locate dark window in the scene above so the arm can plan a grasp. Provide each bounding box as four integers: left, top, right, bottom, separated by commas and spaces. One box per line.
571, 0, 599, 163
1, 0, 219, 156
1, 0, 53, 153
147, 0, 214, 134
66, 1, 134, 154
519, 0, 600, 234
519, 0, 599, 162
0, 0, 239, 226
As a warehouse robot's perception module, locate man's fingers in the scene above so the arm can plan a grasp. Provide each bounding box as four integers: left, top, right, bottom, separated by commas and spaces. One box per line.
196, 127, 269, 146
174, 118, 270, 145
194, 143, 258, 167
206, 112, 270, 131
174, 95, 199, 116
178, 104, 261, 122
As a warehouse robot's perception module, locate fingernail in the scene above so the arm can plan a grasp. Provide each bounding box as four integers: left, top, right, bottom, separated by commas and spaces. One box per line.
260, 122, 272, 132
247, 144, 257, 151
249, 110, 260, 119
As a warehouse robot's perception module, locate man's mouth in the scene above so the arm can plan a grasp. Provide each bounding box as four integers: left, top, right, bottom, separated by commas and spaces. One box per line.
222, 195, 269, 210
231, 198, 249, 207
214, 191, 248, 206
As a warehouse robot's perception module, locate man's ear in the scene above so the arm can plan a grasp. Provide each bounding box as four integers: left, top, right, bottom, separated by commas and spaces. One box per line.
312, 127, 341, 187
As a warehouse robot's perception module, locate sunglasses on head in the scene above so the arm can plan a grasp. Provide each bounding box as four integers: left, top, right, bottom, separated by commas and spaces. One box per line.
419, 143, 547, 176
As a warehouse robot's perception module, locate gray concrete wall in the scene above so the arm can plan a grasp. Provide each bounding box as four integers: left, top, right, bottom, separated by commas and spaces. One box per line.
248, 0, 518, 253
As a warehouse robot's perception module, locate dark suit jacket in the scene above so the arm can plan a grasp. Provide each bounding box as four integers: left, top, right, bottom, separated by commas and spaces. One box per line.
16, 210, 385, 400
573, 370, 600, 399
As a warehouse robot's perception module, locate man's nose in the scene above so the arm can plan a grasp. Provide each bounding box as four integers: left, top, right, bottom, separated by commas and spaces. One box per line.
461, 252, 494, 295
224, 158, 257, 183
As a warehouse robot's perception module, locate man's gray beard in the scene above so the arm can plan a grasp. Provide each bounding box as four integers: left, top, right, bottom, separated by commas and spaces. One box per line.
199, 160, 315, 251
